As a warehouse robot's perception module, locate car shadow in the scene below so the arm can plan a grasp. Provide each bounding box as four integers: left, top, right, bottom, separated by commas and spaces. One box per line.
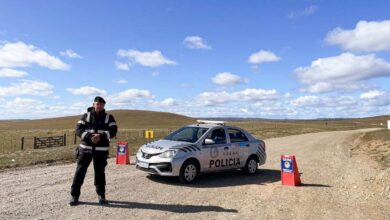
79, 201, 237, 213
147, 169, 281, 188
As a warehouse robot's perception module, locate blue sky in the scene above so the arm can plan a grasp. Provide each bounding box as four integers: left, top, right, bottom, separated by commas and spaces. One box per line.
1, 0, 390, 119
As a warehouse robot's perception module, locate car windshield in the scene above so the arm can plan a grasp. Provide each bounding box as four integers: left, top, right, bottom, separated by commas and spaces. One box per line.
164, 126, 209, 143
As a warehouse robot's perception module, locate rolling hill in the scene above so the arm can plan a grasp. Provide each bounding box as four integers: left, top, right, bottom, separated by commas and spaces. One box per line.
0, 110, 195, 130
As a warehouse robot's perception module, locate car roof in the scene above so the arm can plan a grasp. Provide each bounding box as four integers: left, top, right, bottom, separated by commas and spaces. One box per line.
187, 123, 222, 129
186, 123, 244, 130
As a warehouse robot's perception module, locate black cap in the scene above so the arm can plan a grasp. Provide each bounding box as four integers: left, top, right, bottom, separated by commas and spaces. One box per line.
94, 96, 106, 104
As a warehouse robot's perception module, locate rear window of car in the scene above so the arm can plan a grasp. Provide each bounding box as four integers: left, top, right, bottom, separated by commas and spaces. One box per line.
228, 128, 248, 143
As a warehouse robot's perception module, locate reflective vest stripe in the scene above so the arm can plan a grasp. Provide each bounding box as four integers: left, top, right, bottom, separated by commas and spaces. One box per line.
86, 112, 91, 123
104, 131, 110, 139
109, 122, 117, 127
81, 131, 88, 140
79, 144, 109, 151
105, 114, 110, 124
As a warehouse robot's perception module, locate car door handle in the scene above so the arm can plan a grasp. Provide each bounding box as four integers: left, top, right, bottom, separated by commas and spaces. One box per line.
224, 147, 229, 150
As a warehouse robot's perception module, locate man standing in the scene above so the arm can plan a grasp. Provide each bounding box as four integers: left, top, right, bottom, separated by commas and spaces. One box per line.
70, 96, 118, 206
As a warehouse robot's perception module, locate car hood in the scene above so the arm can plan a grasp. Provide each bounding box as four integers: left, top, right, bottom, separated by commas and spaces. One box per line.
140, 139, 191, 154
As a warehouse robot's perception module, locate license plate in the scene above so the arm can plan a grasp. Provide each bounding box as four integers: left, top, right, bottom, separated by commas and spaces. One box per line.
138, 161, 149, 168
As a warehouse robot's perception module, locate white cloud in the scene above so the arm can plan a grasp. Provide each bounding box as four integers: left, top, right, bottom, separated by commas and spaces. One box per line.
288, 5, 318, 19
150, 98, 177, 107
108, 89, 154, 106
5, 97, 45, 111
184, 36, 212, 49
117, 49, 177, 67
60, 49, 82, 59
195, 88, 278, 106
248, 50, 280, 65
359, 90, 390, 106
67, 86, 107, 96
294, 53, 390, 93
115, 61, 130, 71
0, 41, 70, 70
0, 80, 54, 96
240, 108, 248, 113
360, 90, 385, 99
0, 68, 28, 77
114, 79, 128, 84
290, 95, 356, 107
325, 20, 390, 52
211, 72, 248, 86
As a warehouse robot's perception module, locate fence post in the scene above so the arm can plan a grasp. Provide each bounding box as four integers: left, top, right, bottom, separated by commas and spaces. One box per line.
63, 134, 67, 146
21, 137, 24, 151
33, 137, 37, 149
74, 133, 77, 144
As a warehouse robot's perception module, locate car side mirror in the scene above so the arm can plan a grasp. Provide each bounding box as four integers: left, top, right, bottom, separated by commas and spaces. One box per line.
204, 138, 215, 145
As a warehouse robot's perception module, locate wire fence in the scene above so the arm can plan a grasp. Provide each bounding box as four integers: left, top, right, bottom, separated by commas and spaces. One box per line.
0, 129, 173, 155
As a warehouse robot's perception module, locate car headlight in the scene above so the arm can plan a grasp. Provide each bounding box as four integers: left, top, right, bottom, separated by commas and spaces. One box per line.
159, 150, 178, 158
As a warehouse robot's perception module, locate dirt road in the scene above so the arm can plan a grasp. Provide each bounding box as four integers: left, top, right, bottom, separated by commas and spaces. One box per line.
0, 128, 389, 220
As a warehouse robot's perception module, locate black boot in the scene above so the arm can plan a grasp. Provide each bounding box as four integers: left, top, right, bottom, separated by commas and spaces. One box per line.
98, 195, 107, 205
69, 196, 79, 206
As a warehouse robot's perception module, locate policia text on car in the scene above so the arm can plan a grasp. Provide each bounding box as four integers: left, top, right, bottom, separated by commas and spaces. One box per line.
69, 96, 118, 206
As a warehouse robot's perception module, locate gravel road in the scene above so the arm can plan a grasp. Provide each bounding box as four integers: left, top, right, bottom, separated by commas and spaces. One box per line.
0, 128, 389, 220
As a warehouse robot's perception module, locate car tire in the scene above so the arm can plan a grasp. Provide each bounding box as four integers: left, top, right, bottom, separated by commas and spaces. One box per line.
179, 160, 199, 184
245, 156, 258, 175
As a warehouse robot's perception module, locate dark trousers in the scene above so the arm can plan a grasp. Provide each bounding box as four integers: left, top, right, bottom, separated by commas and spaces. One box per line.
71, 148, 108, 198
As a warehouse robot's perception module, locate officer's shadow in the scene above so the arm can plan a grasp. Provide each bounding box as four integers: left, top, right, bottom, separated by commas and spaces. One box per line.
147, 169, 281, 188
79, 201, 238, 213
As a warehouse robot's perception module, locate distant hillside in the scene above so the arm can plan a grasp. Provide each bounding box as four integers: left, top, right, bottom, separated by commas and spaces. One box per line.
203, 115, 390, 124
0, 110, 195, 130
1, 111, 388, 131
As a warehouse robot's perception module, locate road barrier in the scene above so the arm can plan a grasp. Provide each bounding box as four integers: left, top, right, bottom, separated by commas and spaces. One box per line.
116, 141, 130, 164
281, 154, 301, 186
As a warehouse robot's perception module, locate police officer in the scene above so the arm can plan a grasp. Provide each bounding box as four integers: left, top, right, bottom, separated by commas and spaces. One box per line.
69, 96, 118, 206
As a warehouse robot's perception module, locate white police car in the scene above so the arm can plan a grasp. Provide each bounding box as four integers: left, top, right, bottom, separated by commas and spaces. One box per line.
136, 120, 266, 183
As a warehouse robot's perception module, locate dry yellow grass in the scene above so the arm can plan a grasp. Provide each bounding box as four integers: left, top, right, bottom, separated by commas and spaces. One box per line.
0, 110, 389, 169
354, 129, 390, 168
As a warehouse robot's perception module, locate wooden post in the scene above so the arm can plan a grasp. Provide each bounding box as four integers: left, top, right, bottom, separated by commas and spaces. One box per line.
21, 137, 24, 151
63, 134, 67, 146
33, 137, 37, 149
74, 133, 77, 144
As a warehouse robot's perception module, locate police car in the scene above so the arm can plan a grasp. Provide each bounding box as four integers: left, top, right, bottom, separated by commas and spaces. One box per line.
135, 120, 266, 183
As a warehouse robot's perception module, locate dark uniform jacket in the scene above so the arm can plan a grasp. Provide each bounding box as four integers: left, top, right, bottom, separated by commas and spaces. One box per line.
76, 107, 118, 152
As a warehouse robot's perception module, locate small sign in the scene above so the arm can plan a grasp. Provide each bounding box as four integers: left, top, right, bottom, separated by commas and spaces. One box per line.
281, 154, 301, 186
145, 129, 154, 139
281, 157, 294, 173
116, 142, 130, 165
117, 145, 126, 156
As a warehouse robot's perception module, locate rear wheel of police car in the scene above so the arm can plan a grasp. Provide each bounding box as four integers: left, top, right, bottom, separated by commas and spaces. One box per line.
245, 156, 258, 175
179, 160, 199, 184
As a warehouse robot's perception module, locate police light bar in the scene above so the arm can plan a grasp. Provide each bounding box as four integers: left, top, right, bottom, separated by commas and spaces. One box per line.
196, 120, 226, 125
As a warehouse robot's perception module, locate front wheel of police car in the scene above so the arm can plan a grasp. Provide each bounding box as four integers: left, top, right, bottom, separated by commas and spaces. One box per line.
179, 160, 199, 184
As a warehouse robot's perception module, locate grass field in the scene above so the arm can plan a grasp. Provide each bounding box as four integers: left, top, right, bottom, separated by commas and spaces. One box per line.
353, 129, 390, 168
0, 110, 389, 170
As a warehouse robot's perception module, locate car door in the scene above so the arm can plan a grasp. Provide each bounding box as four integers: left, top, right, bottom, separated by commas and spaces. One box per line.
227, 127, 250, 168
201, 127, 230, 172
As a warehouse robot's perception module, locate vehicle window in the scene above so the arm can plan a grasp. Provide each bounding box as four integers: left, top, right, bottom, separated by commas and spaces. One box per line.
205, 128, 227, 144
228, 128, 249, 143
164, 127, 209, 143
